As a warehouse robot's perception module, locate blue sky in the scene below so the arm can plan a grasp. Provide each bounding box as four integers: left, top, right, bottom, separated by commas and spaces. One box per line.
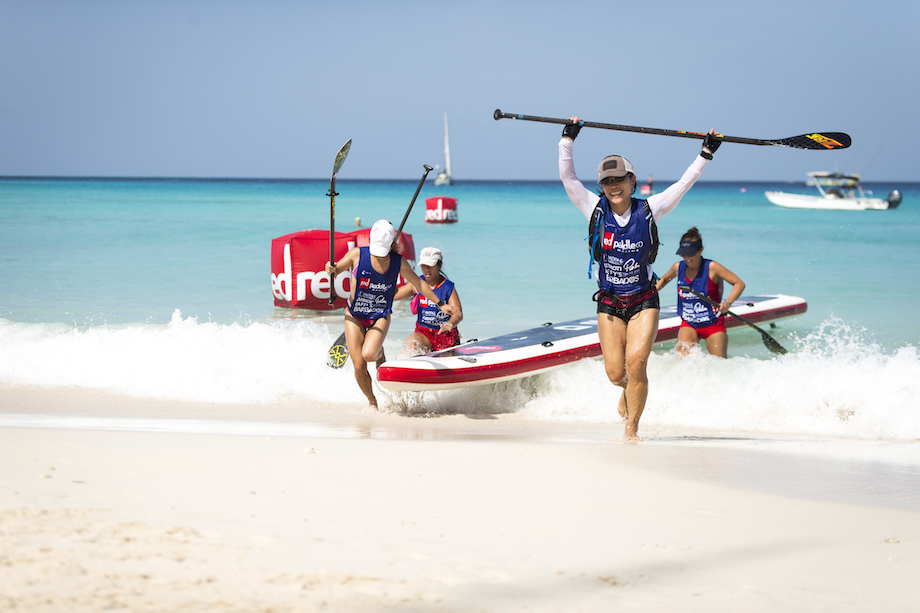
2, 0, 917, 181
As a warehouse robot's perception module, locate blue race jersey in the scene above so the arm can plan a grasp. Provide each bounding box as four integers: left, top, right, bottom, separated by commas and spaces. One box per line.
348, 247, 402, 319
677, 258, 723, 327
595, 197, 653, 295
415, 277, 454, 329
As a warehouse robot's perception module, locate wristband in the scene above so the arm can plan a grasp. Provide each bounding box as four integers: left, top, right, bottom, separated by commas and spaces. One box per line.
436, 299, 445, 307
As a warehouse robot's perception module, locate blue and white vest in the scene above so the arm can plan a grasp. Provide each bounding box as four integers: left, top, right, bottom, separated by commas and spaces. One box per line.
348, 247, 402, 319
590, 197, 655, 295
415, 277, 454, 329
677, 259, 723, 327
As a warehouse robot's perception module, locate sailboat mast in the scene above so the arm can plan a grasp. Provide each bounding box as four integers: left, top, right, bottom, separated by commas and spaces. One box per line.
443, 110, 451, 177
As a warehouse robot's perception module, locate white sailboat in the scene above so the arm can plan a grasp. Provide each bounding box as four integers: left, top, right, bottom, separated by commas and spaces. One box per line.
434, 110, 453, 186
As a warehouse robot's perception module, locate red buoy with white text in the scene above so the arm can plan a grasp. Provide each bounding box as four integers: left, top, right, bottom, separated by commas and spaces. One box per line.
425, 197, 458, 223
270, 228, 416, 311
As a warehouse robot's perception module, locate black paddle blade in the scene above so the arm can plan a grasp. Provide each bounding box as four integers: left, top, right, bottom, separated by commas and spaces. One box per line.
771, 132, 851, 150
761, 332, 788, 355
327, 332, 349, 369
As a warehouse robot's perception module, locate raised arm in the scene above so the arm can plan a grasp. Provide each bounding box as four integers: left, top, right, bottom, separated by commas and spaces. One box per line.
559, 122, 600, 221
647, 130, 720, 221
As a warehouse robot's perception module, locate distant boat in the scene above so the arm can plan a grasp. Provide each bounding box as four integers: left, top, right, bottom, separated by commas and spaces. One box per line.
434, 111, 453, 186
765, 172, 902, 211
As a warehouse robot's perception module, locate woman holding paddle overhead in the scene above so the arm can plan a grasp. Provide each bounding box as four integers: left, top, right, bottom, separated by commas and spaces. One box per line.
325, 220, 459, 408
655, 227, 746, 358
393, 247, 463, 356
559, 117, 720, 441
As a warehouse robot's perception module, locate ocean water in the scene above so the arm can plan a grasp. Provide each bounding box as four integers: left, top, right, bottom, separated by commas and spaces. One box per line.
2, 177, 919, 441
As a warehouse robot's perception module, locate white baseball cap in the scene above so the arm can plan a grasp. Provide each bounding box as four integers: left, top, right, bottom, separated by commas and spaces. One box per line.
418, 247, 443, 267
369, 220, 396, 257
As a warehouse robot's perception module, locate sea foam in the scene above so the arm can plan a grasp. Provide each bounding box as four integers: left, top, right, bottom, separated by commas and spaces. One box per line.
2, 313, 919, 441
515, 318, 920, 441
0, 310, 367, 405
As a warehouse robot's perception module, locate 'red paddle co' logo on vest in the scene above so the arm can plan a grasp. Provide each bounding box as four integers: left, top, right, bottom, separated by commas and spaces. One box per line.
603, 231, 644, 252
359, 277, 371, 289
806, 133, 844, 149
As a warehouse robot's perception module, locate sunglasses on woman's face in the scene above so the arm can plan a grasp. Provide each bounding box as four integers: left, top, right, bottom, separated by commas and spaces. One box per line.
600, 175, 631, 186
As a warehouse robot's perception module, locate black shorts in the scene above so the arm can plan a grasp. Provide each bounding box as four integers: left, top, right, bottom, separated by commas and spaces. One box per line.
595, 288, 660, 323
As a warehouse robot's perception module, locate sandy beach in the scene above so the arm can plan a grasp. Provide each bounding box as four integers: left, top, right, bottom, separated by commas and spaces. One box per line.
2, 385, 919, 612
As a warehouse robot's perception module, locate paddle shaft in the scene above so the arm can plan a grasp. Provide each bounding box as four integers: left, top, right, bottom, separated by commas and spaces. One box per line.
396, 165, 434, 238
493, 109, 851, 150
328, 175, 338, 305
682, 286, 788, 354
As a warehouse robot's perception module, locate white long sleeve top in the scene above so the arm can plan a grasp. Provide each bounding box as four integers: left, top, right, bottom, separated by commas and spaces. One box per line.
558, 137, 708, 224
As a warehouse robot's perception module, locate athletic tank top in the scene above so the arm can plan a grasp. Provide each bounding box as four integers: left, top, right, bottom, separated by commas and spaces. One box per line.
348, 247, 402, 320
677, 259, 723, 327
415, 277, 455, 330
593, 197, 653, 295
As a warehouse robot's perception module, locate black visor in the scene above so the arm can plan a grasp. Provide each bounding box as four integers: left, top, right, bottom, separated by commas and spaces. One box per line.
676, 240, 702, 255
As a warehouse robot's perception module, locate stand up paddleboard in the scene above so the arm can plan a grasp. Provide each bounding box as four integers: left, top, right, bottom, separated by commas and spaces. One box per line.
377, 294, 806, 392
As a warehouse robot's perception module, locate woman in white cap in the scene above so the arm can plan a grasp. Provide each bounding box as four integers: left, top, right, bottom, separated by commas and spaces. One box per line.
655, 227, 745, 358
393, 246, 463, 355
559, 117, 720, 441
325, 220, 459, 408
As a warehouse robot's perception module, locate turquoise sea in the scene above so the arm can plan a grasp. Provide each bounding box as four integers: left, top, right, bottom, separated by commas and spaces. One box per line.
2, 177, 919, 441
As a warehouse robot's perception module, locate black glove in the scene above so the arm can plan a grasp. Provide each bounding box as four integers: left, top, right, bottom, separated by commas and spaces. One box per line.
701, 132, 721, 160
562, 121, 582, 140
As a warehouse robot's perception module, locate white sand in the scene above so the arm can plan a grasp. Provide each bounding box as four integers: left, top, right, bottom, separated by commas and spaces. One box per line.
2, 385, 919, 612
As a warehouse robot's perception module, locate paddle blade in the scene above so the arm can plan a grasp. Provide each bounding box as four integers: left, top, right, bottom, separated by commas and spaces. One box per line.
773, 132, 851, 150
761, 332, 788, 355
327, 332, 349, 369
333, 139, 352, 176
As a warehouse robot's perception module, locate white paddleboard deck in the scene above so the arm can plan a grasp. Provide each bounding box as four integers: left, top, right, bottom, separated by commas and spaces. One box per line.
377, 294, 806, 392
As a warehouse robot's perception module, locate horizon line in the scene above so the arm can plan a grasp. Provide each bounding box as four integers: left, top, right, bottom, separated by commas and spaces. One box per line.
2, 175, 916, 185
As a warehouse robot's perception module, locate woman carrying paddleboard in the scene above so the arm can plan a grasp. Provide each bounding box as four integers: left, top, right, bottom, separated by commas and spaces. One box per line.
559, 117, 720, 441
325, 220, 459, 408
655, 227, 746, 358
393, 246, 464, 356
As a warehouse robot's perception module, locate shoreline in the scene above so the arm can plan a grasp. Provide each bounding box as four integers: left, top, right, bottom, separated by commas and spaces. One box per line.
2, 384, 919, 610
3, 383, 920, 511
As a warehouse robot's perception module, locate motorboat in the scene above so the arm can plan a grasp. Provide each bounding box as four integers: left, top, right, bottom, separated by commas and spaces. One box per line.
433, 110, 453, 186
765, 172, 902, 211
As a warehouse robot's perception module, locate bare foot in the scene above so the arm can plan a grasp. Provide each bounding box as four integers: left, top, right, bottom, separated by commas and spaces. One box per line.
623, 422, 642, 442
616, 390, 628, 421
